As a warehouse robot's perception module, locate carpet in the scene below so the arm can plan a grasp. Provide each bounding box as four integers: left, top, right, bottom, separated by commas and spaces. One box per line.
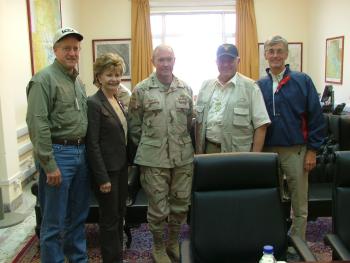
12, 218, 332, 262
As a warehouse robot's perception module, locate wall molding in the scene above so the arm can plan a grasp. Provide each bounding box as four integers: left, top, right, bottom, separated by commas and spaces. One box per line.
16, 125, 28, 138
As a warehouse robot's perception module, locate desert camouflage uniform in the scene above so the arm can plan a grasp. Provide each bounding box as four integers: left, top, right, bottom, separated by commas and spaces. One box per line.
128, 72, 194, 232
117, 84, 132, 112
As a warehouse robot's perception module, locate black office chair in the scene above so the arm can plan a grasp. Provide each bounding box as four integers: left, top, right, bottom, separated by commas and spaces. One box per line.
180, 152, 316, 263
324, 151, 350, 260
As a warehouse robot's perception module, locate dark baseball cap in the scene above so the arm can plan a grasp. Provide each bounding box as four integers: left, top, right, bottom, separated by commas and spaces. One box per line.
216, 44, 239, 58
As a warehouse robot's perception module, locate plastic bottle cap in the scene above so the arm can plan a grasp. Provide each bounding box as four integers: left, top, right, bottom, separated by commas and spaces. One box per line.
263, 245, 274, 254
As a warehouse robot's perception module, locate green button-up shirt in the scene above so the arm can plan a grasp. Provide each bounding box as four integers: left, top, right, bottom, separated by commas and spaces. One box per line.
26, 59, 88, 173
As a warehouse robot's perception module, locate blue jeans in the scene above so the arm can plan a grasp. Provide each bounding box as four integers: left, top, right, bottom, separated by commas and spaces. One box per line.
38, 144, 90, 263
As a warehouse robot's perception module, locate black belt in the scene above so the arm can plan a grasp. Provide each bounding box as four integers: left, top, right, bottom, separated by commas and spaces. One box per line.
206, 139, 221, 148
52, 137, 85, 146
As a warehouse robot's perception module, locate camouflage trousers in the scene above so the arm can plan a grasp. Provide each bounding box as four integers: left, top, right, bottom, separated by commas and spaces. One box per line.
140, 163, 193, 232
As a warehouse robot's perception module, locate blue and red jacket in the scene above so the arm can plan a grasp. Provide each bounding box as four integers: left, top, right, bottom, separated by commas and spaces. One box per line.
257, 65, 325, 151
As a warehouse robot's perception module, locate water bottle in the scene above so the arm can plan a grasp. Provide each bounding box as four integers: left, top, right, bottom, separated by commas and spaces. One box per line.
259, 245, 276, 263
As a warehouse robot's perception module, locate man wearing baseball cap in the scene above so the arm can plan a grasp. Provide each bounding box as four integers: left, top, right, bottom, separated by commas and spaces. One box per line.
26, 27, 90, 262
195, 43, 270, 154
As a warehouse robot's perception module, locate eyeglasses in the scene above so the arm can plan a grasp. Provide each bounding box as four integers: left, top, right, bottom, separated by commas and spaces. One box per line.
60, 46, 81, 53
265, 48, 286, 56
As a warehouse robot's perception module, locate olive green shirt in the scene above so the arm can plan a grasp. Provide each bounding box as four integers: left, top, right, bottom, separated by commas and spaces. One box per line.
26, 59, 88, 173
128, 73, 194, 168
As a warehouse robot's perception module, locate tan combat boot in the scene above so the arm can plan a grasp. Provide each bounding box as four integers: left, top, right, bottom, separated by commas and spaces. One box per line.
166, 224, 181, 262
152, 231, 171, 263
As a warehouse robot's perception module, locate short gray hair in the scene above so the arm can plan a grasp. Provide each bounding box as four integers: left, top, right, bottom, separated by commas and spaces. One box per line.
264, 35, 288, 52
152, 44, 174, 61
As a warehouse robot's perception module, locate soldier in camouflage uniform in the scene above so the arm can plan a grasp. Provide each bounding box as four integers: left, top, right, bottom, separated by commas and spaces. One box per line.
128, 45, 194, 263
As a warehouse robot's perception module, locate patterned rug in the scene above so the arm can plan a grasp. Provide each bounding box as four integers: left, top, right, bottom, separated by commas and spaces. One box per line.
12, 218, 332, 262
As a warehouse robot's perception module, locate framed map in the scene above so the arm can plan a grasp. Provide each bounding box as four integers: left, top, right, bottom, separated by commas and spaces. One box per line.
325, 36, 344, 84
92, 39, 131, 80
26, 0, 62, 75
258, 42, 303, 78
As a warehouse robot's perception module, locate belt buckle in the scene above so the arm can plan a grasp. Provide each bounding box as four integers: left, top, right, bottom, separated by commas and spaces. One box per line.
77, 138, 81, 145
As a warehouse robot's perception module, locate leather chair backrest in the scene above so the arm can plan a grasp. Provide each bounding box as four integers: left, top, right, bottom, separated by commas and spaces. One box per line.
328, 114, 341, 142
190, 152, 287, 263
333, 151, 350, 247
339, 116, 350, 150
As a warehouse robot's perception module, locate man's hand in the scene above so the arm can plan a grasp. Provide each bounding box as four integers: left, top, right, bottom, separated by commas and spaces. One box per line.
304, 149, 317, 172
99, 182, 112, 193
46, 168, 62, 186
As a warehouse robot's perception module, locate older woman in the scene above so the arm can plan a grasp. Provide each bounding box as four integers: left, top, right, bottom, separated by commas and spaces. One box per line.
86, 53, 128, 263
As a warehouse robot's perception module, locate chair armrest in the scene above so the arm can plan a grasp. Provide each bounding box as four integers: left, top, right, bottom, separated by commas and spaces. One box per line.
127, 165, 141, 205
180, 239, 193, 263
324, 233, 350, 260
289, 235, 317, 261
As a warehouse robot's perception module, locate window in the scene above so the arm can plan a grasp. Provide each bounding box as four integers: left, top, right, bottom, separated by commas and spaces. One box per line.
151, 12, 235, 95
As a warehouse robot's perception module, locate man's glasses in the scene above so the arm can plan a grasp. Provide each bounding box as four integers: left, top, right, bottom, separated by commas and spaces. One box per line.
265, 48, 286, 56
60, 46, 81, 53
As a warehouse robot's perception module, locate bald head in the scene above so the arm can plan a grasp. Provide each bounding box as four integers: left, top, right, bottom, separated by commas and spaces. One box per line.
152, 44, 175, 85
152, 44, 174, 62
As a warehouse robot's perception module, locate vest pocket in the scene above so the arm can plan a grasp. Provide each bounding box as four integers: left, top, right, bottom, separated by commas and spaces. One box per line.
232, 107, 250, 126
231, 135, 252, 152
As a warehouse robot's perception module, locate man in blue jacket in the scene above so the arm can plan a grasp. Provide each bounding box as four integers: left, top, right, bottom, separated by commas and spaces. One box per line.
257, 35, 325, 241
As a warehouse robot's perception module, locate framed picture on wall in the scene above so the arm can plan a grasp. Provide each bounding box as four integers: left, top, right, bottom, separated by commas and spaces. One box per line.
325, 36, 344, 84
92, 39, 131, 80
258, 42, 303, 78
26, 0, 62, 75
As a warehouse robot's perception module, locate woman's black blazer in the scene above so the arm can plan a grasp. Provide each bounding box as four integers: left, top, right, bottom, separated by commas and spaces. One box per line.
86, 89, 127, 186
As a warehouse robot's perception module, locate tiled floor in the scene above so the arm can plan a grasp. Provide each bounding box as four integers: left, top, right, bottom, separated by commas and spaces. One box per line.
0, 180, 37, 263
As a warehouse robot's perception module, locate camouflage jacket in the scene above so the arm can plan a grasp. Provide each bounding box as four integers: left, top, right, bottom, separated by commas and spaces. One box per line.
128, 73, 194, 168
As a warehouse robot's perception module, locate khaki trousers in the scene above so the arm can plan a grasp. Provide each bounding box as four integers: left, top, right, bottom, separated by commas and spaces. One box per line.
140, 164, 193, 232
264, 145, 308, 240
205, 140, 221, 154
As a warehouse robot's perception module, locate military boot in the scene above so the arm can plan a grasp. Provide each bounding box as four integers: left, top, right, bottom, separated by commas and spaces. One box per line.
166, 224, 181, 262
152, 231, 171, 263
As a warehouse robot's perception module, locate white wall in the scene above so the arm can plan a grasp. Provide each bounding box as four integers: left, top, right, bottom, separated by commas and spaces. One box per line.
255, 0, 350, 107
254, 0, 310, 74
308, 0, 350, 104
0, 0, 32, 129
77, 0, 132, 96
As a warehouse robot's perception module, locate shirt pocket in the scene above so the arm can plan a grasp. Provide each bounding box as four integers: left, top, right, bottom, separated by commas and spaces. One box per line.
51, 85, 78, 129
143, 99, 163, 128
232, 107, 250, 127
144, 99, 162, 111
175, 101, 190, 124
138, 137, 163, 164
